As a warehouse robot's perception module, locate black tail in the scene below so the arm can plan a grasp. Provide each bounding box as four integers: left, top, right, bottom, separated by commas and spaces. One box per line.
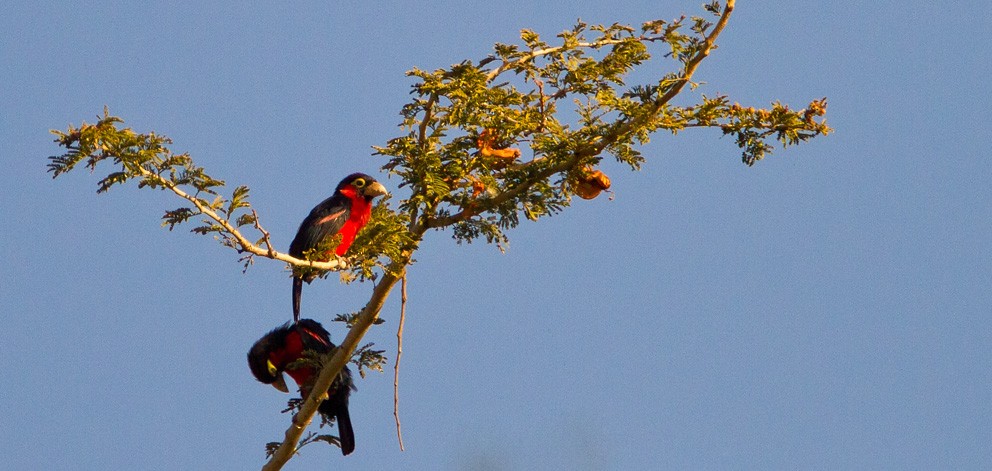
320, 399, 355, 456
336, 406, 355, 456
292, 276, 302, 321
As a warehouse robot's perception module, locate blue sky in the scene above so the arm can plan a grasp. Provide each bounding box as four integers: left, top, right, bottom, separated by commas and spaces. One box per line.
2, 1, 990, 469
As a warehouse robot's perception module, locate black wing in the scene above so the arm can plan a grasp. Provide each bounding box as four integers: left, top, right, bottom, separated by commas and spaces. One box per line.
289, 193, 353, 258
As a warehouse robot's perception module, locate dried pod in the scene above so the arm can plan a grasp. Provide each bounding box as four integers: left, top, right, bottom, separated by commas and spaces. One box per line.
471, 178, 486, 198
477, 129, 520, 167
573, 167, 611, 199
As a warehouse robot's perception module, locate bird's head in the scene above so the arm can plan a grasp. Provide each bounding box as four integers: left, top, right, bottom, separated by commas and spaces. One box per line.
247, 327, 291, 393
336, 173, 388, 201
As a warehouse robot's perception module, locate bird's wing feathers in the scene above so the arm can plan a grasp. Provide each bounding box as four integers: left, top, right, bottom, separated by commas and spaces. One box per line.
289, 193, 352, 257
296, 319, 333, 352
316, 208, 347, 226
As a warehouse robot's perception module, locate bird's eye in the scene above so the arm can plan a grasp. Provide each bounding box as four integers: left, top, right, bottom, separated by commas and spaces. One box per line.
352, 178, 366, 188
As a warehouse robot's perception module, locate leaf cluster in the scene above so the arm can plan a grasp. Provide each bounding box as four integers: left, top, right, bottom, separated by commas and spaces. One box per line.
377, 2, 830, 249
47, 108, 275, 265
351, 342, 387, 379
720, 98, 831, 165
265, 431, 346, 458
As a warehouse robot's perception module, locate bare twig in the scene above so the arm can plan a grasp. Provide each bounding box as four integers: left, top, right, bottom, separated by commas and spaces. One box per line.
251, 209, 276, 257
394, 275, 408, 451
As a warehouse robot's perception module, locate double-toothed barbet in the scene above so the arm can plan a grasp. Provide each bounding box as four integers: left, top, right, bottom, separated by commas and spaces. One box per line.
289, 173, 387, 320
248, 319, 356, 456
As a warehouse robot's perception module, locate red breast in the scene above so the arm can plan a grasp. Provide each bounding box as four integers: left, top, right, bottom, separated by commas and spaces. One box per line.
333, 187, 374, 255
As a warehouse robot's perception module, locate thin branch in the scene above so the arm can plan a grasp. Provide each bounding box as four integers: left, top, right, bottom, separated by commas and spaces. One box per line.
534, 78, 548, 133
605, 0, 734, 141
486, 35, 666, 82
407, 96, 436, 232
394, 275, 408, 451
654, 0, 735, 110
251, 209, 276, 257
417, 95, 437, 146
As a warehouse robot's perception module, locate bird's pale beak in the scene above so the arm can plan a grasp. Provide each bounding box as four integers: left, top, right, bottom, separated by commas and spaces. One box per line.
271, 373, 289, 393
364, 181, 388, 198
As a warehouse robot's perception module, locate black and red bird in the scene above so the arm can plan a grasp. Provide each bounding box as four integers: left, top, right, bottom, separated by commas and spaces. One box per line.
248, 319, 357, 456
290, 173, 387, 320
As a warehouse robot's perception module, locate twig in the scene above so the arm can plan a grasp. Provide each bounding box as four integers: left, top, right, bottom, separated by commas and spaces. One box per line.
606, 0, 735, 141
251, 209, 276, 257
486, 35, 666, 82
534, 78, 548, 133
394, 275, 408, 451
405, 94, 437, 232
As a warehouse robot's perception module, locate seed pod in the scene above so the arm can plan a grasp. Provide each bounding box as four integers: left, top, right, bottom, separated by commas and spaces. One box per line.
477, 129, 520, 167
573, 167, 611, 199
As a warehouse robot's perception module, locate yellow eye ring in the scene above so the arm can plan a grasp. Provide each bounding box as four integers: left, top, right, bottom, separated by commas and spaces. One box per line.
353, 178, 366, 187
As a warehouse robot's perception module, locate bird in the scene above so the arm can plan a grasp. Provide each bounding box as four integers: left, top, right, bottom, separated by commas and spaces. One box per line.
289, 173, 388, 321
248, 319, 356, 456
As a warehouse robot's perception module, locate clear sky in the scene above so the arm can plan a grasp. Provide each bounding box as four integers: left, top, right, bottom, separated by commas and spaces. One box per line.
2, 1, 990, 470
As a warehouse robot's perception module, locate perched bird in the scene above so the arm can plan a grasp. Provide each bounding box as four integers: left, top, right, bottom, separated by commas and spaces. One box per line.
289, 173, 388, 320
248, 319, 357, 456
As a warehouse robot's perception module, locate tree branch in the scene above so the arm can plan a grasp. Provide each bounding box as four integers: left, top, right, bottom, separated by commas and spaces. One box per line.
417, 95, 437, 146
132, 165, 346, 272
